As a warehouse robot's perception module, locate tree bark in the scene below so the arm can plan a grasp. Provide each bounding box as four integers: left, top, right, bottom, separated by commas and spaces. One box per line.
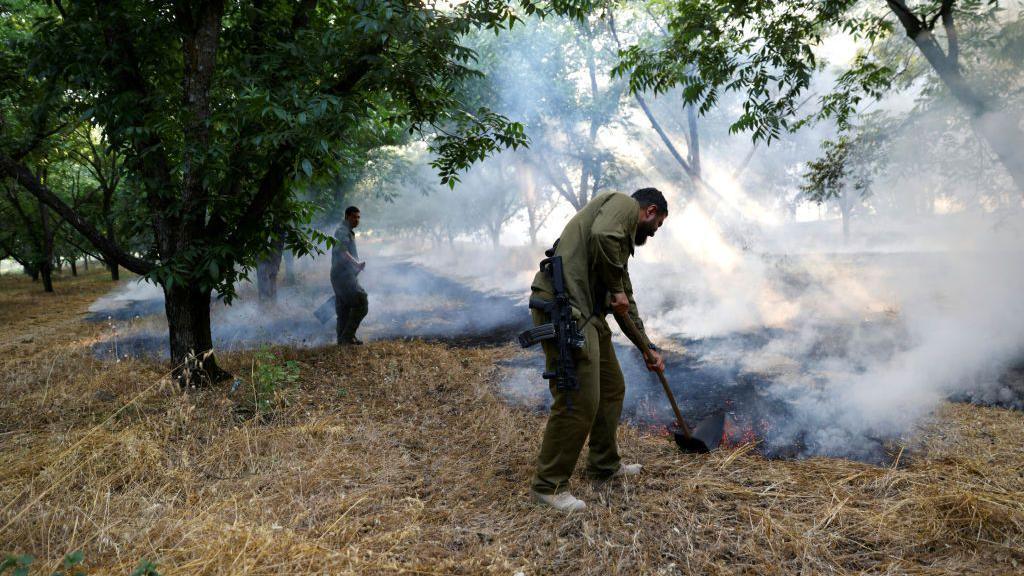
70, 258, 78, 276
256, 235, 285, 303
39, 199, 54, 292
102, 181, 120, 280
40, 260, 53, 292
164, 282, 227, 386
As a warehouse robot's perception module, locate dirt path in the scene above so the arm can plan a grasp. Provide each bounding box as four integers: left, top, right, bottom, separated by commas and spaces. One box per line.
2, 271, 1024, 574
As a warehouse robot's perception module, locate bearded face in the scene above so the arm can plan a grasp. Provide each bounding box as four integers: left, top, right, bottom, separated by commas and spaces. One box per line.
635, 213, 666, 245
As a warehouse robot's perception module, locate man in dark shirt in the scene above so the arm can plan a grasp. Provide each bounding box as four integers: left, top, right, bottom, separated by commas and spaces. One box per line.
331, 206, 368, 345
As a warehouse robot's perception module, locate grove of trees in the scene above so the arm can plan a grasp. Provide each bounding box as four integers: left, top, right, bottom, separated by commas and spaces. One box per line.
2, 0, 1021, 380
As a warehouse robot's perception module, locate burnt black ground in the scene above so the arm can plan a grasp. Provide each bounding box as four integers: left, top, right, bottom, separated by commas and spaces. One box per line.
499, 324, 911, 466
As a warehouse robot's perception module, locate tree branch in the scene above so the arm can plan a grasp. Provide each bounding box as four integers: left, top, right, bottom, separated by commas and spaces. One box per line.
885, 0, 925, 37
608, 13, 696, 179
940, 0, 959, 70
0, 155, 154, 274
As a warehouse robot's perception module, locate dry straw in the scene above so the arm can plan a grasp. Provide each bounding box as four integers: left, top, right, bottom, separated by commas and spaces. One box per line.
1, 272, 1023, 574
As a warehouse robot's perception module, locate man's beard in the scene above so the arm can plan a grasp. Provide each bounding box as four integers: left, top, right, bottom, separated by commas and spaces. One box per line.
635, 223, 655, 245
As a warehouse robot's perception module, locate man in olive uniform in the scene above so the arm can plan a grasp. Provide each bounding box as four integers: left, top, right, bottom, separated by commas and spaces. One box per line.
331, 206, 368, 345
530, 188, 668, 512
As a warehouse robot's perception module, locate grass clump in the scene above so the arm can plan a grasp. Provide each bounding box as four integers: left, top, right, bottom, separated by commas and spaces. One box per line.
232, 346, 301, 421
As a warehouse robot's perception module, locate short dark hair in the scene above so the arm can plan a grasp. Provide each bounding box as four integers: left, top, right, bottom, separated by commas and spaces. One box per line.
632, 188, 668, 215
344, 206, 360, 217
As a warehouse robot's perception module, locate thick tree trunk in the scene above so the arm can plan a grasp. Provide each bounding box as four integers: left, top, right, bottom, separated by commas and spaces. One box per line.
164, 283, 227, 385
30, 267, 39, 281
40, 260, 53, 292
109, 260, 120, 280
83, 257, 89, 271
70, 259, 78, 276
155, 0, 227, 387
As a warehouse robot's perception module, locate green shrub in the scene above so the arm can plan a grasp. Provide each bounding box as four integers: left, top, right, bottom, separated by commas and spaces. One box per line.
245, 346, 300, 419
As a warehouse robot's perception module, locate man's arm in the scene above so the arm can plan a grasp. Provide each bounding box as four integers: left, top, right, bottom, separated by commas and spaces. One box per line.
622, 264, 651, 349
334, 230, 365, 271
612, 264, 665, 372
343, 250, 363, 268
590, 206, 631, 295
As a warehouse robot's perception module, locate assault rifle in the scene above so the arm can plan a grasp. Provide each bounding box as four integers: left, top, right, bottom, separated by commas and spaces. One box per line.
517, 252, 586, 405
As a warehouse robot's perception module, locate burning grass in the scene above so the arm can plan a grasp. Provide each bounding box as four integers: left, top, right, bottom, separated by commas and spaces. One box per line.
2, 271, 1024, 574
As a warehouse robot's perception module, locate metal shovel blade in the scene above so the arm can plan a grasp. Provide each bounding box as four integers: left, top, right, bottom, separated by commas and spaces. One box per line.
673, 411, 726, 454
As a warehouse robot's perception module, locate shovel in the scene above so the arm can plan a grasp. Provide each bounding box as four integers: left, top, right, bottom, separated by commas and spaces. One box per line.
615, 312, 724, 454
654, 369, 724, 454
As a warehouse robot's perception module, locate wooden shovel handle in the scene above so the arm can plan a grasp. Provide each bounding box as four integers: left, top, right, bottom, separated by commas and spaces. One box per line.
654, 369, 694, 439
614, 312, 695, 439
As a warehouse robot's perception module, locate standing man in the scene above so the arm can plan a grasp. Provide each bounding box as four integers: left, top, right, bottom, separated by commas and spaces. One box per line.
527, 188, 668, 511
331, 206, 368, 345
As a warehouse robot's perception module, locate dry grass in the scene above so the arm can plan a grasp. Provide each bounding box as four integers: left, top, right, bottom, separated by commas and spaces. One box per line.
2, 270, 1024, 574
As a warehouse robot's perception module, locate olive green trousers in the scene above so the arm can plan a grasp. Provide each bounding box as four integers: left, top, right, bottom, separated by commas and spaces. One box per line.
332, 275, 368, 342
530, 310, 625, 495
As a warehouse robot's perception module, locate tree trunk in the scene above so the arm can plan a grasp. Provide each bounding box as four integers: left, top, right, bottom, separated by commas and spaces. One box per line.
686, 104, 701, 179
30, 266, 39, 281
527, 205, 539, 246
164, 282, 227, 386
970, 111, 1024, 194
283, 250, 295, 285
70, 258, 78, 276
40, 260, 53, 292
256, 238, 284, 304
39, 200, 54, 292
83, 257, 89, 271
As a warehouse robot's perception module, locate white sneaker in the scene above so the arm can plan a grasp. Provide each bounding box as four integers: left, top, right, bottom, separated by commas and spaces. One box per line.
531, 490, 586, 512
611, 463, 642, 478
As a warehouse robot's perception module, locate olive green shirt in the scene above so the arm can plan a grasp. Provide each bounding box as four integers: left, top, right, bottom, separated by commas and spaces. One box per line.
531, 192, 652, 348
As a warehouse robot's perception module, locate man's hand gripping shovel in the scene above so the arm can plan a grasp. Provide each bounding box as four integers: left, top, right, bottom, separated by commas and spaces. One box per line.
614, 311, 724, 454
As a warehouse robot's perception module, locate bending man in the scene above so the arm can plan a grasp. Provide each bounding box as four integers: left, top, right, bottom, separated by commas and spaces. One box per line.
529, 188, 667, 511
